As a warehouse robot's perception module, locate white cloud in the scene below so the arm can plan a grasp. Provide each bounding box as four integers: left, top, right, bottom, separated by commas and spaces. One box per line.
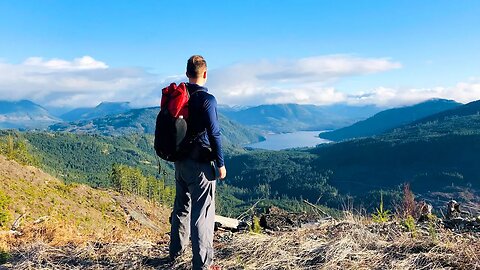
23, 56, 108, 71
347, 80, 480, 107
0, 56, 158, 107
207, 55, 401, 105
206, 55, 480, 107
0, 54, 478, 110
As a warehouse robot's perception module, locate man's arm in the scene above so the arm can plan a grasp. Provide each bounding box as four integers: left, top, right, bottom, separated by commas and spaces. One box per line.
202, 95, 226, 178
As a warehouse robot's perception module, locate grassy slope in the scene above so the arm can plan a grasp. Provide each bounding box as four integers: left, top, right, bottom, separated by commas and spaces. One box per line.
0, 155, 170, 246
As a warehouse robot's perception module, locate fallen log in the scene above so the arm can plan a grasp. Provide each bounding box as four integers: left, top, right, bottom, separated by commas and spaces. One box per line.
215, 215, 242, 231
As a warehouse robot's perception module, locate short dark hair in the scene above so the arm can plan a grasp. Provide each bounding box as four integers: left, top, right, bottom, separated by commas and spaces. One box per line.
186, 55, 207, 78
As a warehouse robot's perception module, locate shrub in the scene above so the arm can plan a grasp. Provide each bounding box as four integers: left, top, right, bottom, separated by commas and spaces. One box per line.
403, 215, 417, 237
250, 216, 262, 234
401, 183, 415, 218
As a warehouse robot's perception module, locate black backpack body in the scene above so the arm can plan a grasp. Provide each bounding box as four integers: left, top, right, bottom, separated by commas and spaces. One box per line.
154, 109, 187, 162
154, 82, 190, 162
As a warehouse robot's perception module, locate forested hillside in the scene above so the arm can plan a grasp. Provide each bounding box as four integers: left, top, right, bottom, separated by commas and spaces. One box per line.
2, 153, 478, 270
2, 100, 479, 217
383, 99, 480, 140
224, 100, 480, 211
320, 99, 461, 141
0, 131, 173, 188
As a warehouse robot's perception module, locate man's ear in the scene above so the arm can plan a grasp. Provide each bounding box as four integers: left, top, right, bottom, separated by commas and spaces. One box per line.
203, 70, 207, 79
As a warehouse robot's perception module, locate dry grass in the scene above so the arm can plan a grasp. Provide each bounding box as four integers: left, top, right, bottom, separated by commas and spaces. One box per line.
2, 218, 479, 270
3, 240, 166, 270
210, 219, 479, 270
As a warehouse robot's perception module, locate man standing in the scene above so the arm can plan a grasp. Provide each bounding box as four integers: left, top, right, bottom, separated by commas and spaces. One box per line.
169, 55, 227, 270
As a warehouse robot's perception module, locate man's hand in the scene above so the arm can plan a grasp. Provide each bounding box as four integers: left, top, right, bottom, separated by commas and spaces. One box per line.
218, 166, 227, 179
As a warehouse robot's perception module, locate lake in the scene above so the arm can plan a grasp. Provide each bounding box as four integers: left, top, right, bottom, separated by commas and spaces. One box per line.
246, 131, 331, 150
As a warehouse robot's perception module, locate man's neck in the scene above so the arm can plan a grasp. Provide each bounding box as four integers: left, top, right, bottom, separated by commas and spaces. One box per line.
188, 79, 206, 86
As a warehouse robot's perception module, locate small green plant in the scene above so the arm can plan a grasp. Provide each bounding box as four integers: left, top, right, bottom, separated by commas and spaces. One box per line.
403, 215, 417, 237
427, 214, 438, 241
372, 192, 391, 223
428, 220, 437, 241
250, 216, 262, 234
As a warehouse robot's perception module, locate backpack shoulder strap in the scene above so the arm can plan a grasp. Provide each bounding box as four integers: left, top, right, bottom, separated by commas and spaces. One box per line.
185, 83, 206, 98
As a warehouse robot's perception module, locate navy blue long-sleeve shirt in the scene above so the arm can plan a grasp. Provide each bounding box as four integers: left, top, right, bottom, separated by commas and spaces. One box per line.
186, 83, 224, 167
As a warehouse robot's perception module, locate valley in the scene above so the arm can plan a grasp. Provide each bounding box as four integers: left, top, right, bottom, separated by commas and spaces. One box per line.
1, 98, 479, 217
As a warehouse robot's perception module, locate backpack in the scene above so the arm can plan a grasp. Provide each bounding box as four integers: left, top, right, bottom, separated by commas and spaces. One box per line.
154, 82, 190, 161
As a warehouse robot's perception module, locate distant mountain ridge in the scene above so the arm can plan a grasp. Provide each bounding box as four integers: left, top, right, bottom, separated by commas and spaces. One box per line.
51, 107, 158, 134
410, 99, 480, 123
319, 99, 461, 141
220, 103, 382, 132
380, 99, 480, 141
0, 100, 59, 129
60, 101, 132, 121
50, 107, 265, 147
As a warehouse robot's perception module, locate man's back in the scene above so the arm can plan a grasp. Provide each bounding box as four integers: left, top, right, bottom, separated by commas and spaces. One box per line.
169, 55, 225, 270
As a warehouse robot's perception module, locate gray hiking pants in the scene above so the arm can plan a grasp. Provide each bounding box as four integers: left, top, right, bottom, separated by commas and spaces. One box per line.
169, 158, 216, 270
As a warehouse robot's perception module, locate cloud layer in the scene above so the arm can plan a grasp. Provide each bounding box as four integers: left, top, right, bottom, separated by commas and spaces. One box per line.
0, 56, 157, 107
207, 56, 479, 107
207, 55, 402, 105
348, 81, 480, 107
0, 55, 479, 109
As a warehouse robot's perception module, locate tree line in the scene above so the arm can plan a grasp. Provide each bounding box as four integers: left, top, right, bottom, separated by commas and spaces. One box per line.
110, 163, 175, 206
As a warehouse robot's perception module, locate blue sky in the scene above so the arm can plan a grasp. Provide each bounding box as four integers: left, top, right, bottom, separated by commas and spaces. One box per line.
0, 0, 479, 108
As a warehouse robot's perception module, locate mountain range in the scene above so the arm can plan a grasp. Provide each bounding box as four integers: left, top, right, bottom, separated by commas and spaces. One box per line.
319, 99, 462, 141
59, 101, 132, 121
50, 107, 265, 148
382, 99, 480, 140
220, 103, 383, 132
0, 100, 60, 129
2, 100, 384, 133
